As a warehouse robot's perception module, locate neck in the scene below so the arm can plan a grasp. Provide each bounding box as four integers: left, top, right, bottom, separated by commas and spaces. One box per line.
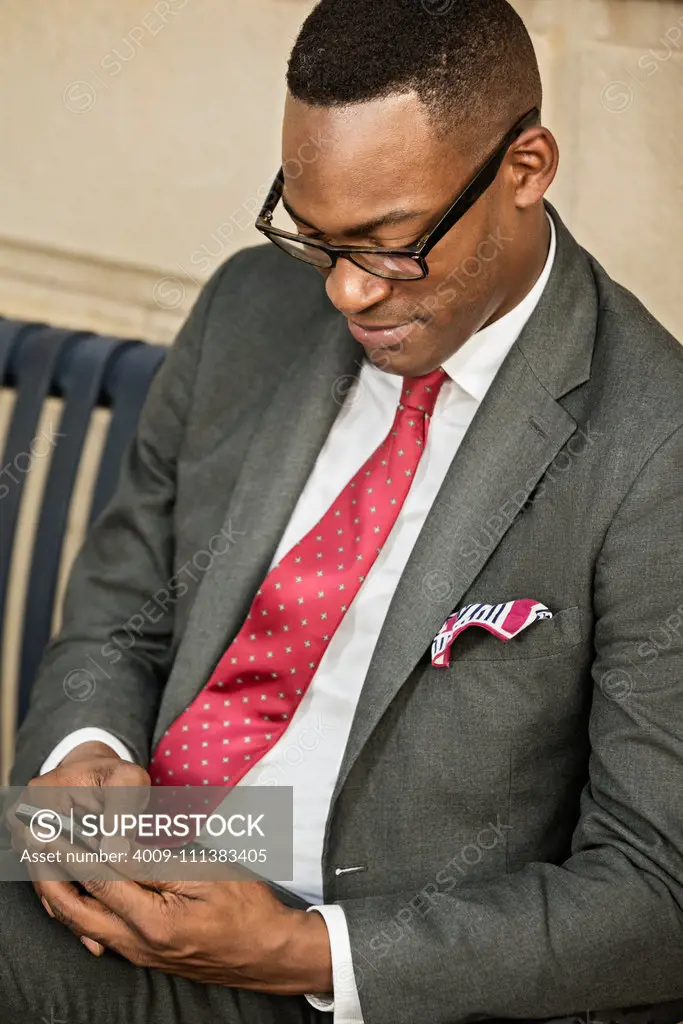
482, 205, 552, 329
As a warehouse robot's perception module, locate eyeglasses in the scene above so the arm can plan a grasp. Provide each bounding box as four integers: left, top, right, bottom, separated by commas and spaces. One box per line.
255, 108, 540, 282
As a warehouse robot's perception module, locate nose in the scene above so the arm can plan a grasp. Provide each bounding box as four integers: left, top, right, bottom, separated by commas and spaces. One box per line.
324, 257, 392, 316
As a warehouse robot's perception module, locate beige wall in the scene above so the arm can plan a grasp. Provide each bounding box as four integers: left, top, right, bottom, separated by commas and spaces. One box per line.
0, 0, 681, 777
0, 0, 681, 342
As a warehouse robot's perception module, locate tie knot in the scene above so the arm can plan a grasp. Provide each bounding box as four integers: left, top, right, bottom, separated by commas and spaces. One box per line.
399, 368, 448, 417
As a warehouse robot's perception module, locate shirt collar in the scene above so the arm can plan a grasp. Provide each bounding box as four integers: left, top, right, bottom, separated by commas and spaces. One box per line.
441, 211, 557, 402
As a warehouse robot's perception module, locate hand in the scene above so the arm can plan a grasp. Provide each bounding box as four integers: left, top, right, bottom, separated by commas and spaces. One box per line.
37, 874, 333, 995
7, 741, 151, 956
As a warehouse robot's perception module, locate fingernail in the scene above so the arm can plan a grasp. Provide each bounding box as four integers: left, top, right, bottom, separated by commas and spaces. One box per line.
80, 937, 105, 956
99, 835, 130, 858
41, 897, 55, 918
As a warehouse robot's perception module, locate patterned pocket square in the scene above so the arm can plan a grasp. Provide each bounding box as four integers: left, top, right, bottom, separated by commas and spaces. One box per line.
431, 599, 553, 668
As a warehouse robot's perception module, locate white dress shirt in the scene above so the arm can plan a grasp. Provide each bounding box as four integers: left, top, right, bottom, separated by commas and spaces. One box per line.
42, 214, 556, 1023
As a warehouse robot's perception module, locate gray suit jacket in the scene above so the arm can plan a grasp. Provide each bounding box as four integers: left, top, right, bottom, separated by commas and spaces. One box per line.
13, 204, 683, 1024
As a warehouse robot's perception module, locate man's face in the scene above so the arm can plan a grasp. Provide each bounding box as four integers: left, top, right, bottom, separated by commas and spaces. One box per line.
280, 92, 520, 377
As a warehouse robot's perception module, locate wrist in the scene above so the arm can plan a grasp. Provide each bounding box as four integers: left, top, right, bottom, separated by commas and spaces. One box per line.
262, 907, 333, 996
59, 741, 122, 767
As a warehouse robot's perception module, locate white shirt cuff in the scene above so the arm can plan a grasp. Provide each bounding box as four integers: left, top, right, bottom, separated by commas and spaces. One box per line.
40, 728, 135, 775
304, 904, 365, 1023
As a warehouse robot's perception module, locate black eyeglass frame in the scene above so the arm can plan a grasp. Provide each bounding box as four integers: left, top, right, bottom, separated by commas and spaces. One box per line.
255, 107, 541, 280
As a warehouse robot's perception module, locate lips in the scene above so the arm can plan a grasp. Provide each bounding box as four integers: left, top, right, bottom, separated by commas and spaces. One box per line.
347, 319, 419, 349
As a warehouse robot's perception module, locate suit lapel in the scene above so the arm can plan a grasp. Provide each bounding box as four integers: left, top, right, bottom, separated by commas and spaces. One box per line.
330, 346, 577, 802
330, 203, 599, 804
153, 312, 359, 745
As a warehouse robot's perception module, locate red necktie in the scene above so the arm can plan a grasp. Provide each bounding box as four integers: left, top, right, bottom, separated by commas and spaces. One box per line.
150, 368, 448, 787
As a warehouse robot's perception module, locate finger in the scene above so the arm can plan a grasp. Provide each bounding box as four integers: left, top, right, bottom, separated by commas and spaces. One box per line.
21, 830, 96, 887
27, 777, 101, 818
28, 843, 86, 895
91, 834, 208, 890
34, 878, 108, 959
78, 875, 160, 933
81, 834, 165, 889
36, 879, 106, 957
80, 937, 106, 957
26, 758, 147, 830
98, 765, 151, 849
41, 878, 134, 952
33, 878, 81, 919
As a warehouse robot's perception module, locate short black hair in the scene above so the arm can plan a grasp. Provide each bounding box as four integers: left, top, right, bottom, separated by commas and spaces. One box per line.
287, 0, 542, 149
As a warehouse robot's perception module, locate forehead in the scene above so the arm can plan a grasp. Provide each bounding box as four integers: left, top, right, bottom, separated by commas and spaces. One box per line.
281, 92, 467, 226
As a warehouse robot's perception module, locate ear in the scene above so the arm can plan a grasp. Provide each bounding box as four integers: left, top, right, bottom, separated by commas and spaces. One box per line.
508, 127, 559, 209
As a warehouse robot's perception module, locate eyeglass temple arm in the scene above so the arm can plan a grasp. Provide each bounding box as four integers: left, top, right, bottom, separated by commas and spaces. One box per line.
258, 169, 285, 222
414, 107, 541, 256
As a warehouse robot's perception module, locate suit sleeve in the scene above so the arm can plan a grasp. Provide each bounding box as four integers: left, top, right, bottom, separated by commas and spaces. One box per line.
10, 259, 234, 786
336, 424, 683, 1024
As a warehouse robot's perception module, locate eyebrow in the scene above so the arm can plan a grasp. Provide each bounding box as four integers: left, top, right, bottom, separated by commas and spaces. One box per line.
281, 194, 429, 239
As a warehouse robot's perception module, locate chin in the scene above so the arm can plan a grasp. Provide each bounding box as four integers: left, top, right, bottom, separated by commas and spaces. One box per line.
364, 340, 442, 378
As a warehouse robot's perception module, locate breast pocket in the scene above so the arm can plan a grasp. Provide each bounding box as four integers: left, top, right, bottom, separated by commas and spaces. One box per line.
444, 605, 584, 662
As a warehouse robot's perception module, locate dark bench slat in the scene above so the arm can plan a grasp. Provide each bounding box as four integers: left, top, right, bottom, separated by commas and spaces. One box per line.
0, 319, 34, 384
0, 328, 80, 639
17, 334, 134, 723
90, 340, 166, 524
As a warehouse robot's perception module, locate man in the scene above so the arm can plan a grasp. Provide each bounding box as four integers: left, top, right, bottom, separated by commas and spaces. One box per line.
3, 0, 683, 1022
